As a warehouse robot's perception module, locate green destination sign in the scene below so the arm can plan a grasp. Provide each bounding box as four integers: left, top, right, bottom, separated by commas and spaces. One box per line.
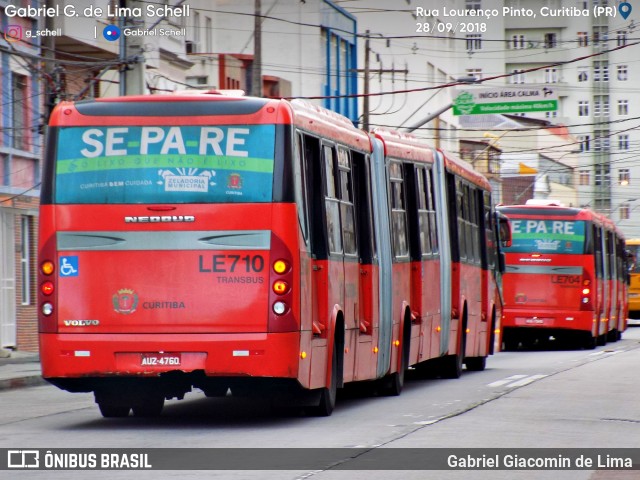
453, 87, 558, 116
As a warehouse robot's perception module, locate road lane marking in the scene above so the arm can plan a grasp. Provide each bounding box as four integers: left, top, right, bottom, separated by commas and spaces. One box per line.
487, 374, 547, 388
486, 374, 528, 387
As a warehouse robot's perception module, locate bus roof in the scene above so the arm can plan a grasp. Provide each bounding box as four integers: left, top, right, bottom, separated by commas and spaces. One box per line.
498, 204, 624, 238
288, 99, 371, 152
372, 128, 435, 164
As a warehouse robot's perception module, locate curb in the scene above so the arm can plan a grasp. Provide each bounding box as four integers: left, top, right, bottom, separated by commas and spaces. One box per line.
0, 375, 47, 391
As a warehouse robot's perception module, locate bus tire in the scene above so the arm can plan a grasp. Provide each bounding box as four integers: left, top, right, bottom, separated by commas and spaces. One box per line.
583, 332, 597, 350
465, 356, 487, 371
98, 403, 130, 418
439, 352, 463, 379
310, 344, 338, 417
380, 345, 406, 396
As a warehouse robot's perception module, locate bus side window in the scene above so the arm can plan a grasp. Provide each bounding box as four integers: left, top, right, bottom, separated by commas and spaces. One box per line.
388, 160, 409, 259
426, 168, 438, 255
304, 135, 328, 259
483, 192, 495, 270
352, 152, 376, 264
456, 179, 467, 262
416, 166, 431, 258
337, 147, 357, 256
294, 132, 309, 244
323, 144, 343, 255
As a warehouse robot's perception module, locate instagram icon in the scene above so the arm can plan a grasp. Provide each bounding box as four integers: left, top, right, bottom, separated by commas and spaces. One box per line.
5, 25, 22, 42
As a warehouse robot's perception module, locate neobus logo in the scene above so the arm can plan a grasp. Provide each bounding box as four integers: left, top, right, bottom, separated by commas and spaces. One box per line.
124, 215, 195, 223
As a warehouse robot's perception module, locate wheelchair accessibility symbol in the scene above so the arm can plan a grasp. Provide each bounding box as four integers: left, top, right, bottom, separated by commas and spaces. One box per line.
59, 256, 79, 277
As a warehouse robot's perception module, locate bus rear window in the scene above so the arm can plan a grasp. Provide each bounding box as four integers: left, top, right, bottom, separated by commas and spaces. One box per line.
504, 219, 586, 255
54, 125, 275, 204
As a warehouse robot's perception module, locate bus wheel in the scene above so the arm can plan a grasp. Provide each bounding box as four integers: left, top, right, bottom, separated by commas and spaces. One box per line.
310, 345, 338, 417
439, 352, 463, 379
380, 344, 407, 396
582, 332, 597, 350
98, 403, 131, 418
132, 396, 165, 418
465, 356, 487, 372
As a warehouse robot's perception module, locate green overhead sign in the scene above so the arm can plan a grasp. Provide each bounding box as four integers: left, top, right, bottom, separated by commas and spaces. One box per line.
453, 86, 558, 115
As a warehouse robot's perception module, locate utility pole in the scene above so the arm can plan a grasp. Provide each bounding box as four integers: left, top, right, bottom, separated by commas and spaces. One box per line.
120, 0, 146, 95
252, 0, 262, 97
363, 31, 370, 131
43, 0, 56, 119
357, 31, 408, 131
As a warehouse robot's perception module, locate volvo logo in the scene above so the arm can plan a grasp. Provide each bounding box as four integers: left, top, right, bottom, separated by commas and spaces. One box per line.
124, 215, 195, 223
63, 320, 100, 327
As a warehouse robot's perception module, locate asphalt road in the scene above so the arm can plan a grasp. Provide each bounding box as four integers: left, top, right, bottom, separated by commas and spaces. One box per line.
1, 327, 639, 480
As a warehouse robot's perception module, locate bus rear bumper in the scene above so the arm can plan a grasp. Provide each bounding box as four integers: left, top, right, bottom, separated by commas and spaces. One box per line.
40, 332, 303, 387
502, 311, 596, 334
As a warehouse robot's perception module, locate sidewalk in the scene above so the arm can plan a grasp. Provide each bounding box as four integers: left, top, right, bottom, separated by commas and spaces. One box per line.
0, 350, 46, 391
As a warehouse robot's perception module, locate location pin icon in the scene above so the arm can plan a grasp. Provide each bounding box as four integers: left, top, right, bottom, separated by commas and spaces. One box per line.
619, 2, 632, 20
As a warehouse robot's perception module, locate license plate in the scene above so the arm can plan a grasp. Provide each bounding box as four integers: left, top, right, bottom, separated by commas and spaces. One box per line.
525, 318, 545, 325
140, 353, 181, 366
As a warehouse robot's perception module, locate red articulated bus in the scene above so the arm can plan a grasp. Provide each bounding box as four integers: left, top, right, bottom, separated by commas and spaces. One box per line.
497, 202, 627, 350
38, 92, 508, 418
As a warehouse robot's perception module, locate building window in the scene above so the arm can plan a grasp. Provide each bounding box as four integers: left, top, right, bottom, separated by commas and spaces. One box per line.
578, 67, 588, 82
511, 69, 525, 84
192, 11, 200, 53
545, 111, 558, 119
544, 33, 557, 49
619, 168, 630, 185
594, 164, 610, 187
578, 100, 589, 116
21, 216, 32, 305
594, 95, 609, 117
511, 34, 525, 49
594, 135, 610, 152
617, 65, 628, 81
205, 16, 212, 54
466, 0, 482, 11
593, 61, 609, 82
577, 31, 589, 47
593, 26, 608, 48
578, 135, 591, 152
12, 74, 27, 151
465, 68, 482, 80
466, 34, 482, 51
578, 32, 589, 47
579, 169, 590, 186
617, 30, 628, 47
544, 68, 558, 83
618, 99, 629, 115
620, 203, 630, 220
619, 134, 630, 151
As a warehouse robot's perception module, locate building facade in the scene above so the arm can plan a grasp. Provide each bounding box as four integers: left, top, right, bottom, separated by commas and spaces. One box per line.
1, 1, 42, 351
458, 0, 640, 236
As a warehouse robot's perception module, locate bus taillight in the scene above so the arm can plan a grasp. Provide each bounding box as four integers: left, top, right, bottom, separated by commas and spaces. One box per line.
38, 237, 59, 333
41, 281, 55, 296
268, 235, 297, 332
580, 275, 594, 310
41, 261, 55, 276
273, 280, 290, 295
